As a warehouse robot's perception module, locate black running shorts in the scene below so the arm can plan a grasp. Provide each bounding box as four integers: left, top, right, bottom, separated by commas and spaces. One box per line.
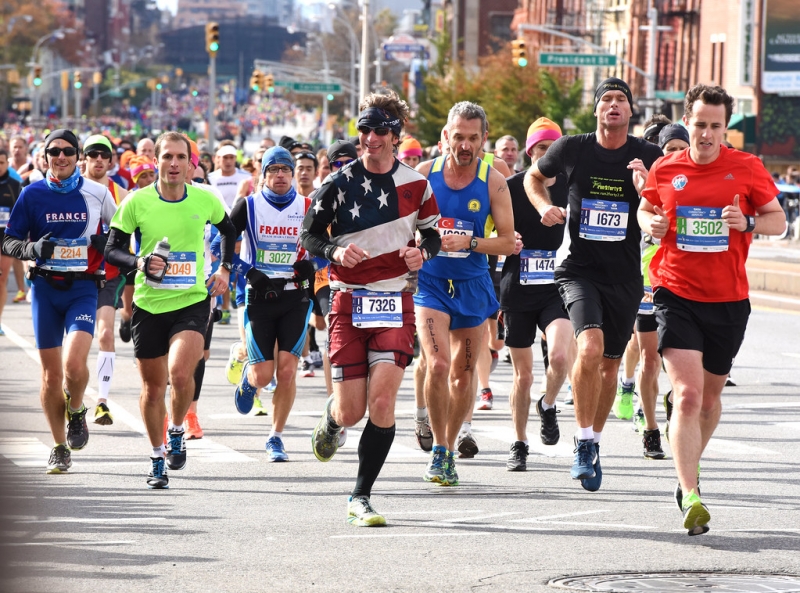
503, 289, 569, 349
132, 296, 211, 359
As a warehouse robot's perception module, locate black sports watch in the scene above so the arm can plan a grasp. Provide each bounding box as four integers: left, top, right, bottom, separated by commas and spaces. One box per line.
468, 237, 479, 252
220, 261, 233, 272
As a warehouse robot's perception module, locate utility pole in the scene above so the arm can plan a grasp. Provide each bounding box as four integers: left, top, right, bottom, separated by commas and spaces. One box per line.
451, 0, 458, 65
205, 22, 220, 152
61, 71, 69, 121
359, 0, 369, 101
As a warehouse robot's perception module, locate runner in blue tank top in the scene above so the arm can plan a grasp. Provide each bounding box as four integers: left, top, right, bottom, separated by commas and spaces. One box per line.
414, 101, 515, 486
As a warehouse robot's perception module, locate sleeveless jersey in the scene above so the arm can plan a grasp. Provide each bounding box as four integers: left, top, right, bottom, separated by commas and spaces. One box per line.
423, 156, 492, 280
240, 192, 309, 282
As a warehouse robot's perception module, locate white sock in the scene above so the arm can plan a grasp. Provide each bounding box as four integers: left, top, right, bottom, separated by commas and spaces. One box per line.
460, 421, 471, 434
577, 426, 594, 441
415, 407, 427, 421
541, 399, 555, 411
269, 430, 282, 439
96, 351, 116, 400
303, 355, 313, 364
169, 423, 184, 432
622, 375, 635, 387
152, 445, 166, 458
593, 430, 602, 444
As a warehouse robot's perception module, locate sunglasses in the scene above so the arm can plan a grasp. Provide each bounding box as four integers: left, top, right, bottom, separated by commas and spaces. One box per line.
86, 150, 111, 160
358, 126, 391, 136
265, 165, 292, 175
330, 159, 353, 169
46, 147, 78, 157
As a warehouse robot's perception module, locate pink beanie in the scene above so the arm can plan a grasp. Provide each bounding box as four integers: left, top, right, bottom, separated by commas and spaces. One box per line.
525, 117, 562, 156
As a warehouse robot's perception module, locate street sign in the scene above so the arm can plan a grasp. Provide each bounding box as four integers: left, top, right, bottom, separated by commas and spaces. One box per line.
538, 53, 617, 67
288, 82, 342, 94
385, 50, 429, 61
655, 90, 685, 100
383, 43, 426, 53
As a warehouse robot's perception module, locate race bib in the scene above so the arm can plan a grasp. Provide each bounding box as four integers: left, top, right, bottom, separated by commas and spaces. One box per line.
519, 249, 556, 285
436, 217, 474, 258
495, 255, 505, 273
676, 206, 729, 252
0, 206, 9, 228
579, 199, 629, 242
160, 252, 197, 290
352, 290, 402, 328
638, 285, 654, 315
256, 240, 298, 279
44, 237, 88, 272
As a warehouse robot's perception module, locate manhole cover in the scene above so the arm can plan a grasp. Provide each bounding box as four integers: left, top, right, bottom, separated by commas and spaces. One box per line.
549, 572, 800, 592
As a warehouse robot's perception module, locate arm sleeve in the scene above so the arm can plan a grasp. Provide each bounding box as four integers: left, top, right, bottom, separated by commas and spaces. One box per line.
105, 228, 139, 269
213, 212, 237, 267
229, 198, 249, 235
299, 181, 338, 261
1, 235, 35, 260
418, 225, 441, 259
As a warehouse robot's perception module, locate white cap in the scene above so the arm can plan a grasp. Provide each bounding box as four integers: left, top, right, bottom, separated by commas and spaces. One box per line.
216, 145, 237, 157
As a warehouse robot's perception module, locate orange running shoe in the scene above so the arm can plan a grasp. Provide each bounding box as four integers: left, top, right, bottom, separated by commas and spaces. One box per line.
185, 412, 204, 440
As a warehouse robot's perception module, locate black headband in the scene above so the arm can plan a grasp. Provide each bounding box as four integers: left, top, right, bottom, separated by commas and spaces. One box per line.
357, 107, 402, 136
44, 129, 80, 152
594, 77, 633, 112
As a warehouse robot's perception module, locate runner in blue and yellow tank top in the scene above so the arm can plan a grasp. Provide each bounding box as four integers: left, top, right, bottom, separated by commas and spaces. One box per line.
414, 101, 515, 487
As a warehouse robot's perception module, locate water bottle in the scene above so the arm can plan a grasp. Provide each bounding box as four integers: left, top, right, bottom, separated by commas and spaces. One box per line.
145, 237, 170, 288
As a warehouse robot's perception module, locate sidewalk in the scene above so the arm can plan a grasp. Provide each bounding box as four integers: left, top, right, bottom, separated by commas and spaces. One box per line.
747, 238, 800, 311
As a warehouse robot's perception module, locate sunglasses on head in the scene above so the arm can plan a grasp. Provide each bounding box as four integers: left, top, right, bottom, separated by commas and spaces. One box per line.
86, 150, 111, 160
45, 147, 78, 158
294, 152, 318, 163
358, 126, 391, 136
330, 159, 353, 169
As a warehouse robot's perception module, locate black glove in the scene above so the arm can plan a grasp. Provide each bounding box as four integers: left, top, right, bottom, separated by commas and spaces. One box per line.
90, 234, 109, 253
31, 232, 56, 260
292, 260, 316, 284
142, 252, 168, 282
246, 267, 272, 293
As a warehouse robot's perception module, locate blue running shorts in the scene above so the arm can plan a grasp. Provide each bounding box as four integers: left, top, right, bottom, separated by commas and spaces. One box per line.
31, 276, 98, 349
414, 270, 499, 330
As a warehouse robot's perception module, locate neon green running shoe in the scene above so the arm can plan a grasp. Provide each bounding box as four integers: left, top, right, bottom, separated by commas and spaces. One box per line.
252, 396, 268, 416
681, 489, 710, 536
612, 382, 635, 420
225, 341, 245, 385
632, 408, 645, 433
347, 496, 386, 527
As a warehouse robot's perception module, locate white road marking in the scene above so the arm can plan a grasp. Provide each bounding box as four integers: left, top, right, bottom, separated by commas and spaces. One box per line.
0, 438, 52, 467
331, 531, 486, 539
729, 402, 800, 409
343, 429, 429, 459
783, 352, 800, 359
705, 438, 778, 456
511, 510, 608, 522
471, 425, 574, 458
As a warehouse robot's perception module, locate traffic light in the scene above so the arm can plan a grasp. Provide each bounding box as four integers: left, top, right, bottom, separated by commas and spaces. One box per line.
33, 65, 42, 87
511, 38, 528, 67
264, 73, 275, 93
250, 70, 262, 92
192, 89, 198, 97
205, 22, 220, 56
93, 71, 102, 86
74, 71, 82, 89
61, 71, 69, 91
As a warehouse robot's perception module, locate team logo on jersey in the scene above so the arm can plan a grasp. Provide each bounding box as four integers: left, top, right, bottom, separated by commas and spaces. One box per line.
468, 199, 481, 212
671, 174, 688, 191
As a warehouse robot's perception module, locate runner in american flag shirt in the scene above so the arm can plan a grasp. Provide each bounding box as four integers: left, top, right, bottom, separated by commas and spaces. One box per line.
300, 90, 441, 527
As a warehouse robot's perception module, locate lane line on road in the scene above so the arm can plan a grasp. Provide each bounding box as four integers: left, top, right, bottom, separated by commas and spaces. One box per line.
330, 531, 487, 539
0, 438, 52, 467
511, 510, 608, 522
705, 438, 778, 456
729, 402, 800, 409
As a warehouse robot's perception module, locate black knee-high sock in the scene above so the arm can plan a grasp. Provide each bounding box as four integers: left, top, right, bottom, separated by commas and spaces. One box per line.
541, 336, 549, 372
352, 420, 395, 498
193, 358, 205, 402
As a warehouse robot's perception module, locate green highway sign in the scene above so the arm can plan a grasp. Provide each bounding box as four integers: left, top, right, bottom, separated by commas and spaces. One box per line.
289, 82, 342, 94
655, 90, 686, 100
539, 53, 617, 67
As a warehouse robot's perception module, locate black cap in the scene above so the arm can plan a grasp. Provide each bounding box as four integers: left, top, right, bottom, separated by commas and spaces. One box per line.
44, 129, 80, 152
328, 139, 357, 162
278, 135, 296, 150
658, 123, 690, 149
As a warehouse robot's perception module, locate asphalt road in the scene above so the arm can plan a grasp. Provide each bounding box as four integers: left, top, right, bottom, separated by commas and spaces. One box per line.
1, 278, 799, 593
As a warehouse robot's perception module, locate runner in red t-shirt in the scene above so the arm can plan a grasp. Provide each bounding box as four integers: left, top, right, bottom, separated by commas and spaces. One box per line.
639, 84, 786, 536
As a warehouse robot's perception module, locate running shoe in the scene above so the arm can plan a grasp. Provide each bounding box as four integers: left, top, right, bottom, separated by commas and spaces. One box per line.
46, 444, 72, 474
580, 443, 603, 492
674, 467, 702, 511
339, 427, 348, 447
93, 402, 114, 426
310, 350, 324, 369
563, 384, 573, 406
415, 416, 433, 452
642, 428, 666, 459
234, 363, 257, 415
506, 441, 528, 472
456, 431, 479, 458
225, 341, 245, 385
663, 390, 673, 442
489, 349, 499, 373
311, 396, 341, 462
300, 360, 315, 378
632, 408, 645, 433
118, 318, 131, 343
166, 429, 186, 470
571, 437, 596, 480
147, 456, 169, 489
185, 412, 203, 440
218, 309, 231, 325
476, 388, 493, 411
252, 396, 269, 416
424, 445, 448, 484
536, 395, 560, 445
0, 326, 5, 336
264, 377, 277, 394
13, 290, 26, 303
443, 450, 459, 486
612, 382, 635, 420
265, 436, 289, 462
681, 489, 710, 536
725, 375, 736, 387
347, 496, 386, 527
66, 404, 89, 450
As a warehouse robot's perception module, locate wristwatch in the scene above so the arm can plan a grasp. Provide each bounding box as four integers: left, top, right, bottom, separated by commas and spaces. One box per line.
468, 237, 479, 252
220, 261, 233, 272
744, 215, 756, 233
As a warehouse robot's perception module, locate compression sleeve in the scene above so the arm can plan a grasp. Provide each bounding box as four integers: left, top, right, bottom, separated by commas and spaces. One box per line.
230, 198, 249, 235
105, 228, 139, 270
1, 235, 35, 260
214, 212, 237, 267
418, 225, 441, 260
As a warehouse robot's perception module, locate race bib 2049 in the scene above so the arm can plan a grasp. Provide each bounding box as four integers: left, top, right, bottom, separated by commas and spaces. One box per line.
160, 252, 197, 290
